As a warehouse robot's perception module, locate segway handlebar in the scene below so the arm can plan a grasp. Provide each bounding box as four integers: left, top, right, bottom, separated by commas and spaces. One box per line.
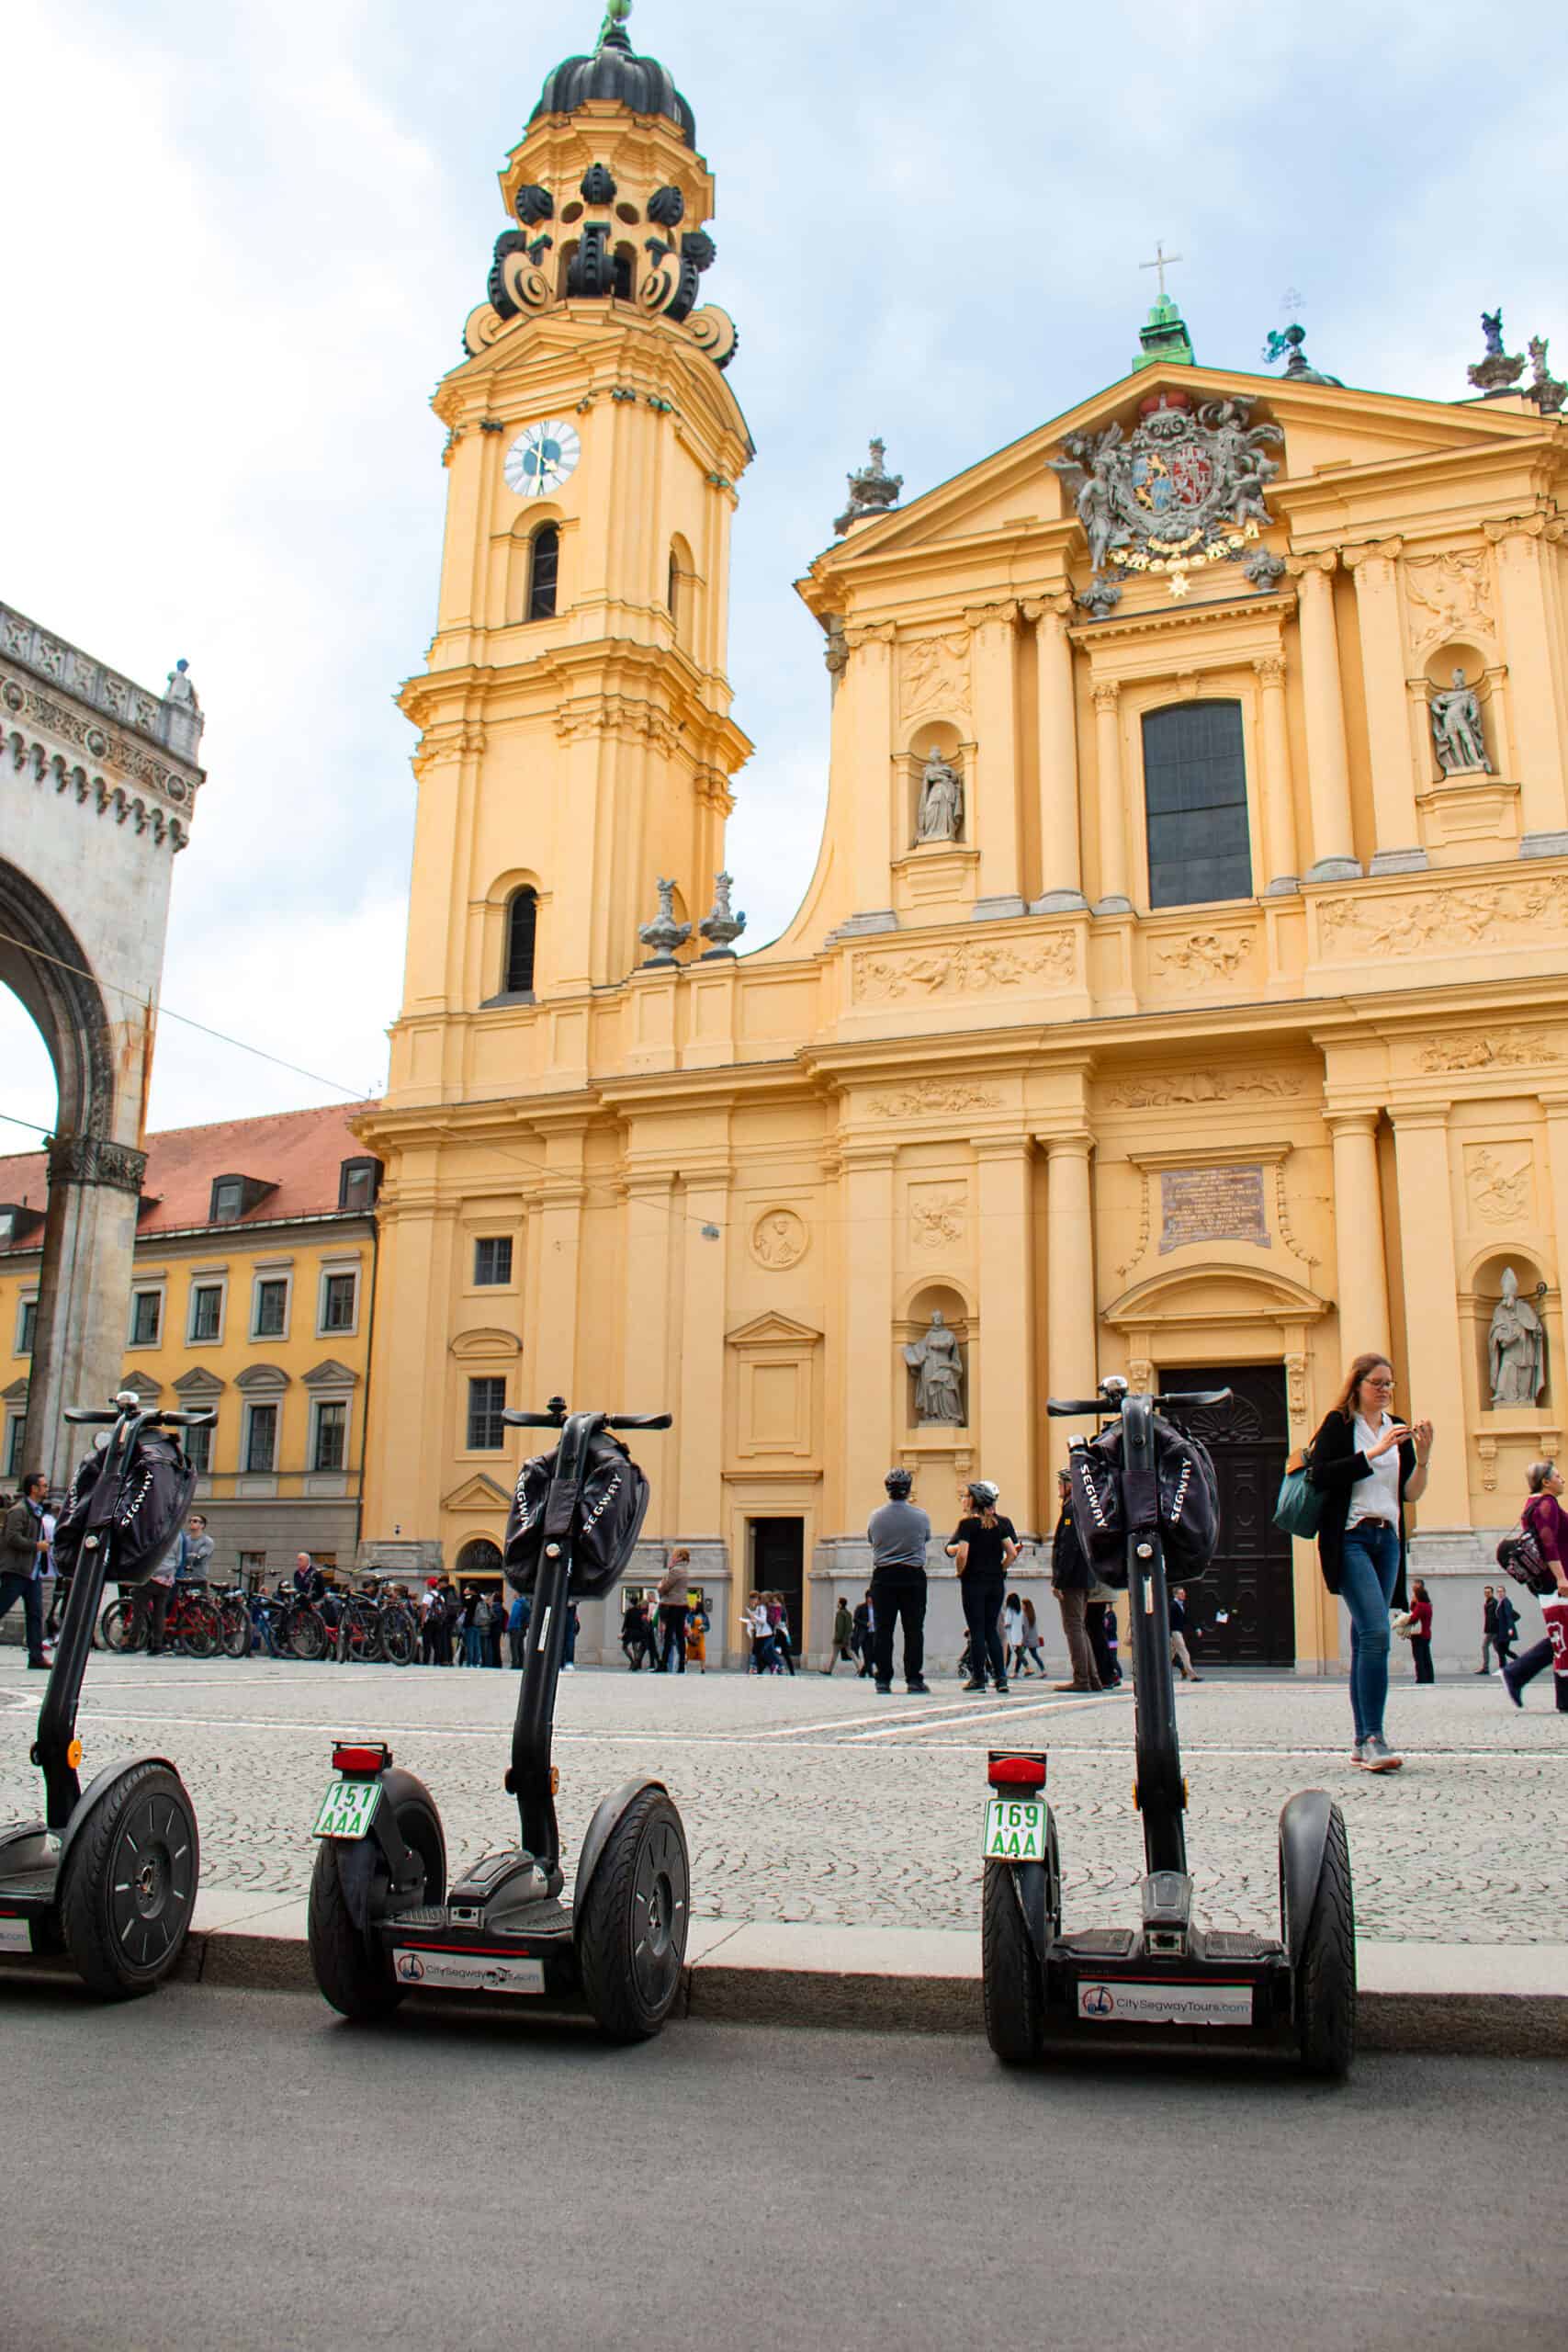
1046, 1385, 1233, 1417
63, 1405, 217, 1430
502, 1401, 673, 1430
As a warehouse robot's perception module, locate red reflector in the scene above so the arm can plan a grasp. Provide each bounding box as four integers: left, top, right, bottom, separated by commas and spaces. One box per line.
987, 1753, 1046, 1789
333, 1742, 390, 1774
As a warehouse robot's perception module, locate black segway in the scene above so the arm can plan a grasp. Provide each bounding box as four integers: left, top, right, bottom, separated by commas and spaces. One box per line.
980, 1375, 1355, 2077
306, 1399, 689, 2041
0, 1390, 214, 1996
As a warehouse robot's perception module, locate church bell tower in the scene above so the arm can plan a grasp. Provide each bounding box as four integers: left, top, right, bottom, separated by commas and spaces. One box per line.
393, 1, 751, 1066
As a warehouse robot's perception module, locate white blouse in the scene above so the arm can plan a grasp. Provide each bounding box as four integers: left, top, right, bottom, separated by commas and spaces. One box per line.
1348, 1412, 1402, 1529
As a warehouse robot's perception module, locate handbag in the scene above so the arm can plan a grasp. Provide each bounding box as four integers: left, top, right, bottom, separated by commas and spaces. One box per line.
1272, 1450, 1324, 1540
1495, 1520, 1556, 1598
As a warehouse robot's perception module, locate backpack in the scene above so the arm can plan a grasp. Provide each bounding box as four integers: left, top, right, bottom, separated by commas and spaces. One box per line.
1068, 1416, 1221, 1587
51, 1426, 198, 1589
1495, 1518, 1556, 1598
504, 1430, 651, 1598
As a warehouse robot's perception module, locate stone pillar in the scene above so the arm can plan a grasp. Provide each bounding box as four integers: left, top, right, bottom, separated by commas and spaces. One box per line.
841, 623, 898, 933
967, 603, 1026, 918
1539, 1095, 1568, 1361
1030, 596, 1087, 911
1288, 552, 1360, 881
1043, 1136, 1098, 1488
1390, 1108, 1471, 1527
530, 1126, 588, 1408
840, 1147, 897, 1520
1325, 1113, 1391, 1363
675, 1165, 731, 1548
976, 1138, 1037, 1529
1344, 539, 1427, 875
1252, 653, 1299, 894
23, 1135, 147, 1496
1090, 681, 1132, 913
1484, 516, 1568, 854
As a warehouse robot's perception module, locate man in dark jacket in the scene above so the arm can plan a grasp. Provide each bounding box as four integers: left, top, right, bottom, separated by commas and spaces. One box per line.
1492, 1588, 1519, 1668
1477, 1586, 1499, 1673
0, 1472, 51, 1668
1049, 1468, 1102, 1692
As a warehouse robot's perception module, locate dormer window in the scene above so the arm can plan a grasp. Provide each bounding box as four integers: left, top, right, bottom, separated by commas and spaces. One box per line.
339, 1157, 382, 1212
209, 1174, 275, 1224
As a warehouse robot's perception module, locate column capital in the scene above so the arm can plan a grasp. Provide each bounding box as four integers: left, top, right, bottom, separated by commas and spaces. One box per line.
1090, 678, 1121, 713
1483, 512, 1550, 548
1285, 548, 1339, 581
1389, 1103, 1450, 1134
971, 1133, 1036, 1165
1324, 1108, 1380, 1139
47, 1134, 147, 1194
837, 1141, 899, 1173
1021, 590, 1076, 625
962, 599, 1021, 632
1252, 651, 1288, 686
1342, 537, 1404, 571
1039, 1130, 1094, 1160
843, 619, 897, 651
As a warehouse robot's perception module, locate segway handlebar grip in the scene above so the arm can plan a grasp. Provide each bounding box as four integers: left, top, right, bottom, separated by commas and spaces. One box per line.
606, 1412, 673, 1430
502, 1409, 570, 1428
159, 1408, 218, 1429
1045, 1396, 1106, 1417
62, 1408, 121, 1425
1155, 1387, 1233, 1410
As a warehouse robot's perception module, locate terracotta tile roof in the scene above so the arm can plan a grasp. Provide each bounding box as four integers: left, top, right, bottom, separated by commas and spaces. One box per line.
0, 1100, 379, 1255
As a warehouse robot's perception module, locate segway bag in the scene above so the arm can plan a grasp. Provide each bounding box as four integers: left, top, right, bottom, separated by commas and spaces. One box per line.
50, 1426, 198, 1587
1068, 1417, 1221, 1586
503, 1432, 651, 1598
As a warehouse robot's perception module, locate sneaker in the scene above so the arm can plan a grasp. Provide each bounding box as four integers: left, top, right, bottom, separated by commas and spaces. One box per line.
1359, 1733, 1403, 1772
1502, 1670, 1523, 1710
1349, 1739, 1364, 1765
561, 1663, 576, 1673
962, 1679, 986, 1693
995, 1678, 1010, 1694
906, 1679, 931, 1695
874, 1681, 893, 1695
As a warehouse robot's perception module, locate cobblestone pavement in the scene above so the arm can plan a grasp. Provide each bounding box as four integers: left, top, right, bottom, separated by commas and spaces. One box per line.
3, 1656, 1563, 1941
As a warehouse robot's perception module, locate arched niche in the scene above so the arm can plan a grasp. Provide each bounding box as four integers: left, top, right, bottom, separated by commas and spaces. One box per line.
1465, 1249, 1551, 1412
455, 1536, 503, 1584
1421, 639, 1500, 776
669, 533, 694, 647
897, 1279, 972, 1429
898, 721, 969, 848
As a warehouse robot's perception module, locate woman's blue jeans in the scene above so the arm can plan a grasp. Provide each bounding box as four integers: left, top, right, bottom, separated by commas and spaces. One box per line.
1340, 1520, 1401, 1740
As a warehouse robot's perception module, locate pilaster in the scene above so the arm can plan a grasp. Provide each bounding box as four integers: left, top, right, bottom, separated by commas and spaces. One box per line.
974, 1137, 1037, 1530
1251, 653, 1299, 894
1325, 1111, 1391, 1363
1343, 538, 1427, 875
965, 603, 1026, 919
676, 1163, 731, 1539
1030, 595, 1088, 911
1042, 1134, 1098, 1488
1288, 552, 1360, 882
840, 1144, 897, 1521
1090, 681, 1132, 913
1389, 1106, 1470, 1525
1484, 516, 1568, 852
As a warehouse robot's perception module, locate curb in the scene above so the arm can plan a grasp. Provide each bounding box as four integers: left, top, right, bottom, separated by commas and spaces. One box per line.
9, 1918, 1566, 2056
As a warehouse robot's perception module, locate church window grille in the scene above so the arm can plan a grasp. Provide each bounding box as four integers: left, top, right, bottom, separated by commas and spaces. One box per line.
1142, 701, 1252, 909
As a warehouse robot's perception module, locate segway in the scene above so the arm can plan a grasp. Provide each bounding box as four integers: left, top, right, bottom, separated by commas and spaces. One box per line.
0, 1390, 214, 1997
306, 1399, 689, 2041
980, 1376, 1356, 2077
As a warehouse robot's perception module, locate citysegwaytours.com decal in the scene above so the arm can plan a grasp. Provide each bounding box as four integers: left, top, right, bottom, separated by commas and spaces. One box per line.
1077, 1980, 1254, 2027
393, 1949, 546, 1995
0, 1916, 30, 1953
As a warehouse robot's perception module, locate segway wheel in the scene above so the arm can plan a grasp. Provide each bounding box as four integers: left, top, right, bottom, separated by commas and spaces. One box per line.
1292, 1802, 1356, 2079
307, 1795, 445, 2022
577, 1788, 690, 2042
59, 1762, 200, 1999
981, 1856, 1047, 2064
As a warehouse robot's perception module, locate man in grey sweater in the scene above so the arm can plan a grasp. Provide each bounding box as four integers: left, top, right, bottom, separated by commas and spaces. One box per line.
866, 1468, 931, 1695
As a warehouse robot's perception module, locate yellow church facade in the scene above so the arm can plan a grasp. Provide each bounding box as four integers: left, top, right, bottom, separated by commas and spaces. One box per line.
359, 12, 1568, 1669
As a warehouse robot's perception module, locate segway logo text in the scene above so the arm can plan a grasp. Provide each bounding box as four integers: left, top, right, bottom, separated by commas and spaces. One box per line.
1077, 1980, 1254, 2027
392, 1949, 546, 1996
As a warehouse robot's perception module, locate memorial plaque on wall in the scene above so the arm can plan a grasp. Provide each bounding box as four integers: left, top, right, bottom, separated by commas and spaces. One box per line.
1158, 1163, 1269, 1254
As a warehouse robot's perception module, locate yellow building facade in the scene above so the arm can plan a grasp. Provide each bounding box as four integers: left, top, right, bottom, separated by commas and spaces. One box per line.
1, 1104, 378, 1581
361, 13, 1568, 1668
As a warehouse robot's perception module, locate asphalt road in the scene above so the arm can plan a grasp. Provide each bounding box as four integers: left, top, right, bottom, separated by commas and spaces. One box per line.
0, 1983, 1558, 2352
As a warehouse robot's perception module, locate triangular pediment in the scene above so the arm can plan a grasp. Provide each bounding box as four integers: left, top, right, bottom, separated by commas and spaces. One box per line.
172, 1366, 226, 1397
802, 362, 1554, 594
303, 1357, 359, 1388
441, 1472, 513, 1512
726, 1311, 823, 1348
2, 1376, 28, 1406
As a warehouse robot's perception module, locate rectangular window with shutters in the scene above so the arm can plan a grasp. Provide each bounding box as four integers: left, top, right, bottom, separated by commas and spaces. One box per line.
185, 1419, 214, 1477
467, 1376, 506, 1451
473, 1236, 513, 1286
313, 1400, 347, 1473
244, 1403, 278, 1475
320, 1272, 357, 1334
253, 1278, 288, 1340
188, 1283, 224, 1343
130, 1289, 162, 1347
1142, 701, 1253, 910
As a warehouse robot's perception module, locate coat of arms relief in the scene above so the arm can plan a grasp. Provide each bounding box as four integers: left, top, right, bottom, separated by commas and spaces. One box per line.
1048, 389, 1283, 603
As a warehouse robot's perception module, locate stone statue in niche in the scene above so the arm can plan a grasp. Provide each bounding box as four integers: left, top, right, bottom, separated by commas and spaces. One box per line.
915, 752, 963, 843
904, 1310, 965, 1425
1429, 667, 1490, 776
1488, 1266, 1545, 1406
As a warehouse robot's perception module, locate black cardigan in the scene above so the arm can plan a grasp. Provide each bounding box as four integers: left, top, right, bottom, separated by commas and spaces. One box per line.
1305, 1409, 1416, 1606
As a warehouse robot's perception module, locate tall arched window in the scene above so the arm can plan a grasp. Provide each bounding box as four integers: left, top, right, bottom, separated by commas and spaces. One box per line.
1142, 700, 1252, 909
667, 548, 680, 623
527, 525, 559, 621
504, 888, 538, 994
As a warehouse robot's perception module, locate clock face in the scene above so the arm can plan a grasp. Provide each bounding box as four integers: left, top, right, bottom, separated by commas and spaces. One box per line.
504, 419, 581, 498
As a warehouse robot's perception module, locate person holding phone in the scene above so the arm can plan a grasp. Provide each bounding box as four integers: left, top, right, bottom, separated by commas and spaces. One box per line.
1307, 1353, 1433, 1772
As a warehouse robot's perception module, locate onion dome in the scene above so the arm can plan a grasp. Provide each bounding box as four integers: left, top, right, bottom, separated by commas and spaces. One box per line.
530, 5, 696, 150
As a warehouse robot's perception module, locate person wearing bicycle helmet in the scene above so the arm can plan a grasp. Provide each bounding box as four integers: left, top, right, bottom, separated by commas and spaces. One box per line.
866, 1467, 931, 1694
950, 1480, 1021, 1693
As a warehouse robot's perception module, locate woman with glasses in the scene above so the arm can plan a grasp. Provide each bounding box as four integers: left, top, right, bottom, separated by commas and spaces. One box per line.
1307, 1353, 1433, 1771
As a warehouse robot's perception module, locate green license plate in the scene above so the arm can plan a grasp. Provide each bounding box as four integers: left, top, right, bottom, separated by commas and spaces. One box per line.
311, 1778, 383, 1840
983, 1797, 1046, 1863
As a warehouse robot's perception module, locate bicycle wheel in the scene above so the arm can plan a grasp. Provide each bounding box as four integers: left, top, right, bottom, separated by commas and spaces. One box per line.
218, 1596, 251, 1659
380, 1606, 415, 1668
100, 1599, 145, 1654
288, 1604, 326, 1662
179, 1595, 220, 1660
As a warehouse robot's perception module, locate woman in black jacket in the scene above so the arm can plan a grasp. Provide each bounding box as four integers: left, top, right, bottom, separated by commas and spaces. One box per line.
1306, 1351, 1433, 1774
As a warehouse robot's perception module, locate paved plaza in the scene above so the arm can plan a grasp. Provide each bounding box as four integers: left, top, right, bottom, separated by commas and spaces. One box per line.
2, 1656, 1563, 1943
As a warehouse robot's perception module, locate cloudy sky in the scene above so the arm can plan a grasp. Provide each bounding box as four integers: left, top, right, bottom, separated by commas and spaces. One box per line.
2, 0, 1562, 1147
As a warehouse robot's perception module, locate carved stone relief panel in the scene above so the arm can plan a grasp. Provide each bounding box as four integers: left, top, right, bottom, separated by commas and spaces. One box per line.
1318, 873, 1568, 959
1148, 931, 1258, 990
908, 1181, 967, 1253
1418, 1028, 1565, 1074
898, 632, 971, 721
1403, 550, 1495, 659
1463, 1144, 1534, 1228
852, 935, 1074, 1002
867, 1080, 1002, 1120
750, 1207, 809, 1270
1106, 1069, 1305, 1109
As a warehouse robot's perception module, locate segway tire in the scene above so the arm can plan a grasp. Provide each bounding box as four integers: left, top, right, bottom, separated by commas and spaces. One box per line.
307, 1795, 446, 2022
1293, 1801, 1356, 2079
59, 1762, 200, 1999
577, 1788, 689, 2042
981, 1859, 1045, 2064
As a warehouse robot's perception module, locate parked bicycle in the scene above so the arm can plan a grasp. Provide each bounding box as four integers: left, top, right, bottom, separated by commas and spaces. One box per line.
99, 1582, 221, 1659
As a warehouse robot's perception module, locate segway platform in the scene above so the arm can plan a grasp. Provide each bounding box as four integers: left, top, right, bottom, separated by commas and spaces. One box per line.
306, 1403, 690, 2041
